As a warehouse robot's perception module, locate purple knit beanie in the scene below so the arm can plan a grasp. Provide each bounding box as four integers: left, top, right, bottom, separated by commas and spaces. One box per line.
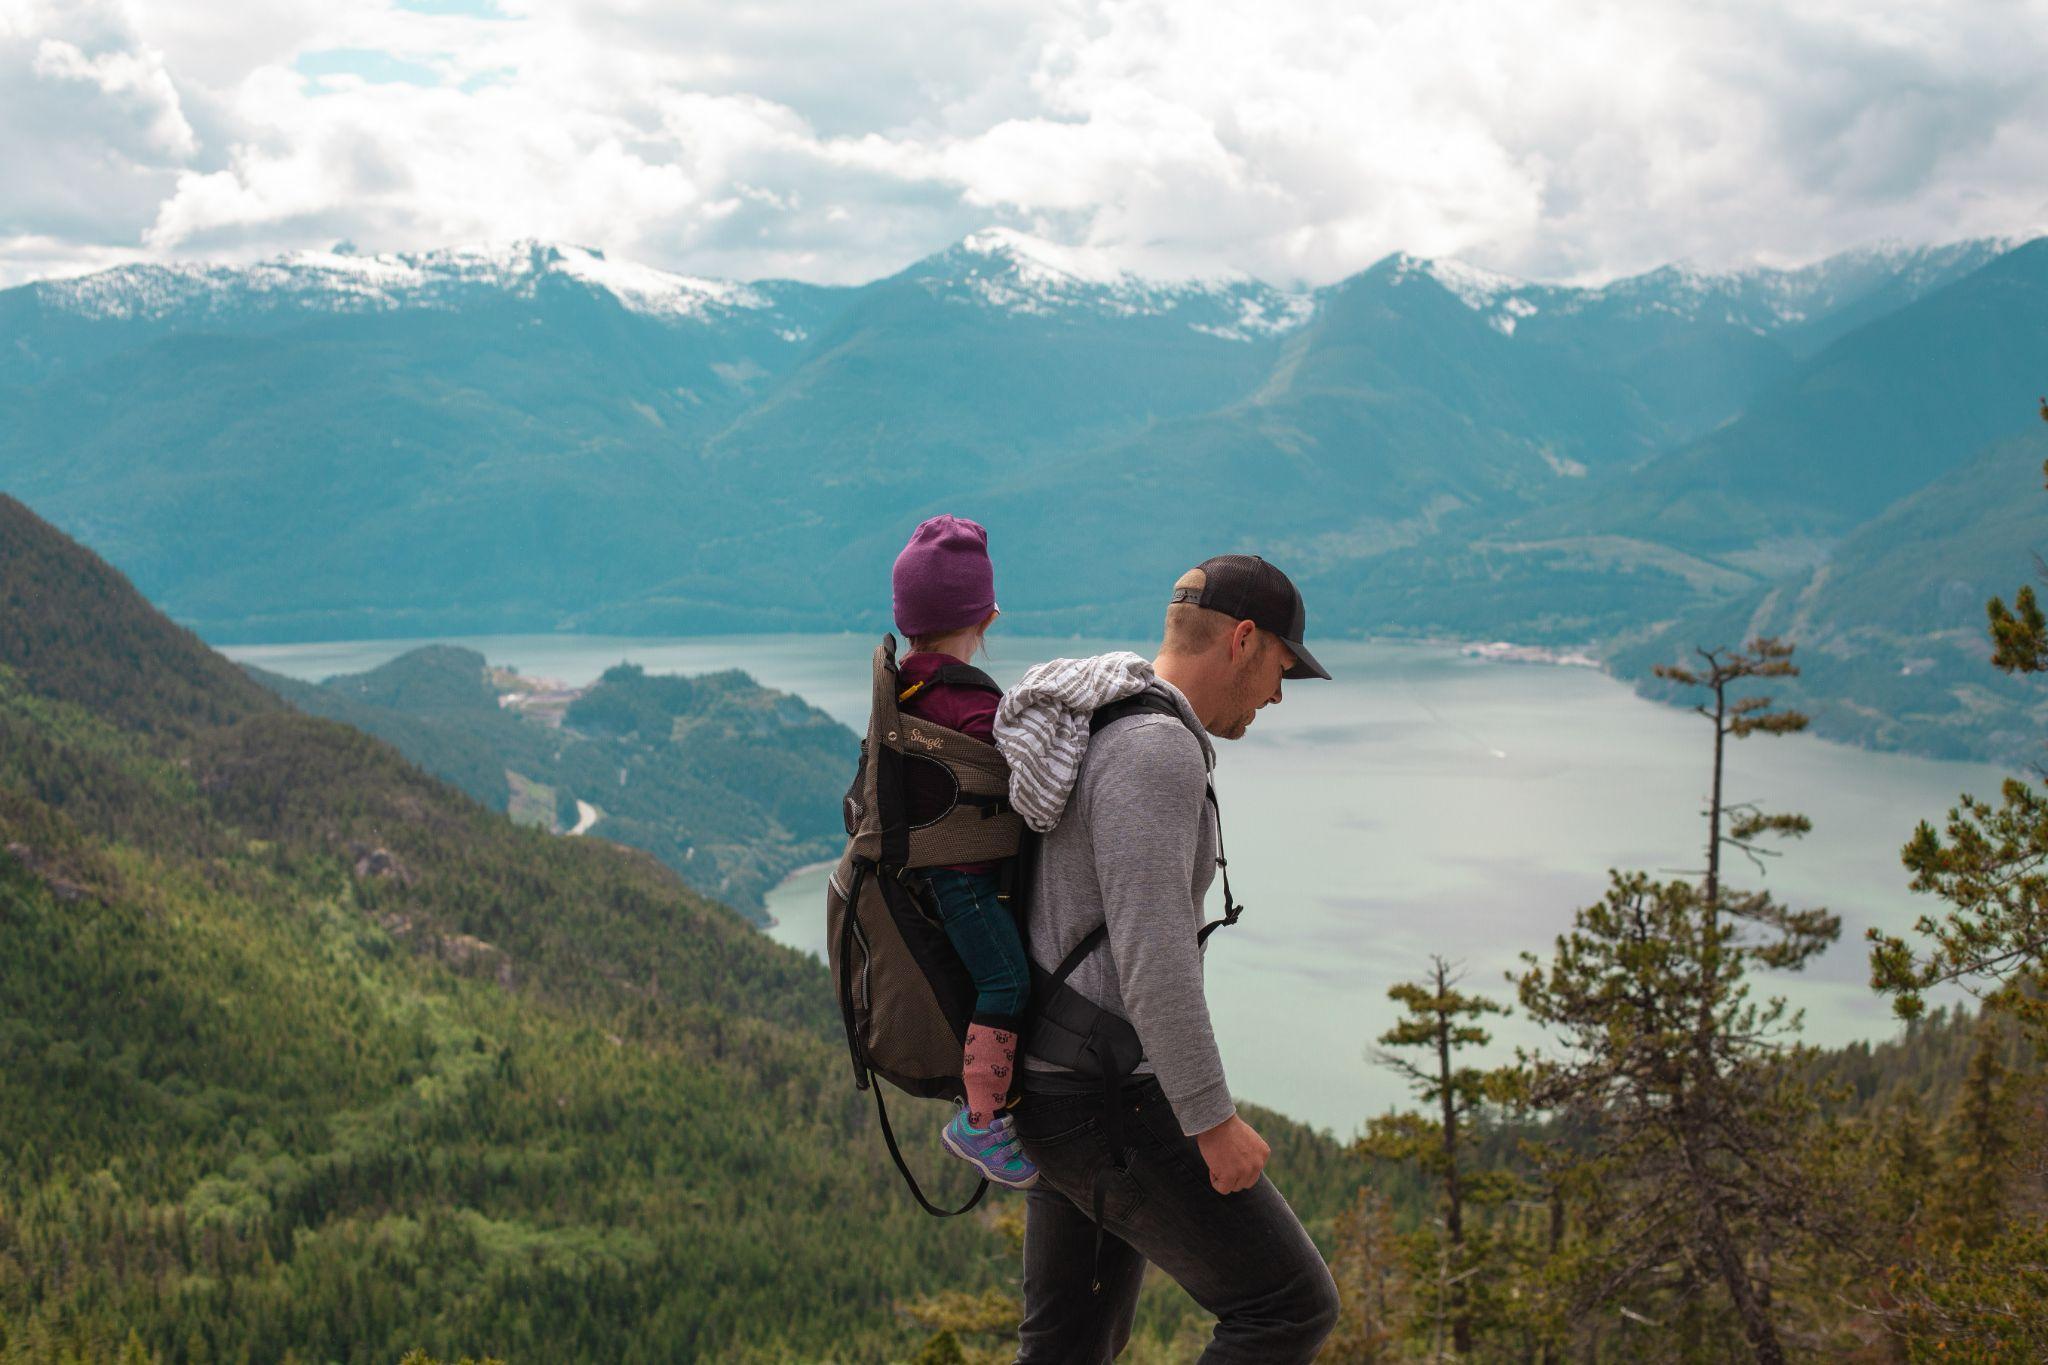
892, 514, 996, 638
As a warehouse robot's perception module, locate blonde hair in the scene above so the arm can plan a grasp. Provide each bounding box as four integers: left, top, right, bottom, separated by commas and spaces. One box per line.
908, 631, 987, 660
907, 609, 996, 659
1161, 568, 1234, 654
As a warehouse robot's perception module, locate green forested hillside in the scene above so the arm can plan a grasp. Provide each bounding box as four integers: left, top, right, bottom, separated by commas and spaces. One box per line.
0, 493, 945, 1362
1612, 427, 2048, 764
6, 489, 2044, 1362
252, 646, 855, 917
0, 494, 1368, 1362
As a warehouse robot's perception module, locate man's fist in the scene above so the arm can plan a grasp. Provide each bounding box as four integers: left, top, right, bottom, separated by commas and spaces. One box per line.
1194, 1112, 1269, 1194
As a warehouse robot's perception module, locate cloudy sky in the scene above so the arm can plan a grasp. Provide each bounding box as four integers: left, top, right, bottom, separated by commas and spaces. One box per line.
4, 0, 2046, 289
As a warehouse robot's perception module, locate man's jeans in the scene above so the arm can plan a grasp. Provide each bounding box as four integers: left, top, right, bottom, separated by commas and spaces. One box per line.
1012, 1074, 1339, 1364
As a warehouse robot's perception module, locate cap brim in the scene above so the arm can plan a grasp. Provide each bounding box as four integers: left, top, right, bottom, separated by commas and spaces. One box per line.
1280, 638, 1331, 681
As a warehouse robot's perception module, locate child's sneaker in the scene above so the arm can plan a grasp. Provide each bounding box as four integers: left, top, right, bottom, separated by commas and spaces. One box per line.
941, 1110, 1039, 1190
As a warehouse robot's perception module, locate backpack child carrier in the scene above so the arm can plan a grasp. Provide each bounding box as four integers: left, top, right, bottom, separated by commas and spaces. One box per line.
827, 634, 1025, 1215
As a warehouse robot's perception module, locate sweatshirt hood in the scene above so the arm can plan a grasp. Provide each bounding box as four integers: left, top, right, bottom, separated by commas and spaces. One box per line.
994, 652, 1211, 833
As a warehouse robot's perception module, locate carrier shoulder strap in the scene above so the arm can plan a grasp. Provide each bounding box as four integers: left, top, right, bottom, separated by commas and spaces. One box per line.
933, 662, 1010, 821
870, 640, 1017, 861
931, 662, 1001, 693
1083, 690, 1245, 943
897, 661, 1002, 705
1196, 784, 1241, 945
1051, 923, 1108, 989
1087, 690, 1180, 733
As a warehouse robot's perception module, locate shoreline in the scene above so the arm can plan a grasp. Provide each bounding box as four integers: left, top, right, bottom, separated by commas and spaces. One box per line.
1457, 639, 1603, 668
223, 629, 2000, 1133
759, 857, 838, 931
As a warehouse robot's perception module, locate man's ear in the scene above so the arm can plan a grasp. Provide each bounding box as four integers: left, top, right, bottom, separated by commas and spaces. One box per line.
1229, 618, 1258, 662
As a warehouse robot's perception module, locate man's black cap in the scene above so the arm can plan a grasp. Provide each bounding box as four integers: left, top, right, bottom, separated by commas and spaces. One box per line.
1170, 554, 1331, 681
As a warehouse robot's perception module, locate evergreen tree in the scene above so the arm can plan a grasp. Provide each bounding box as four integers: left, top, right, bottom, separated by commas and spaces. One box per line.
1875, 1091, 1939, 1242
1514, 639, 1842, 1365
1650, 638, 1825, 950
1872, 399, 2048, 1035
1854, 397, 2048, 1358
1323, 1188, 1412, 1363
1356, 957, 1509, 1356
901, 1298, 1014, 1365
1937, 1022, 2022, 1246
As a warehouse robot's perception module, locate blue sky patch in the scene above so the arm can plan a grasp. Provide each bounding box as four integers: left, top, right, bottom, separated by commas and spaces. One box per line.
459, 67, 518, 94
393, 0, 510, 17
296, 48, 445, 88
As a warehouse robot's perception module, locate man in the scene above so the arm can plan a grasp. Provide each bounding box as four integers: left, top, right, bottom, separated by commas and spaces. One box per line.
993, 554, 1341, 1365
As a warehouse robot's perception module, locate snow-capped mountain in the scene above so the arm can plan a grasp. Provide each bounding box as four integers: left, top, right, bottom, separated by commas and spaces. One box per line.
0, 238, 855, 396
31, 240, 786, 326
1559, 238, 2020, 338
901, 227, 1315, 341
18, 228, 1321, 348
1371, 237, 2028, 352
1376, 252, 1540, 335
18, 229, 2025, 351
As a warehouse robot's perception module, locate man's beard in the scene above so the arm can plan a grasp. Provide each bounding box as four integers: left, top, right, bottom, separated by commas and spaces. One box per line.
1219, 697, 1260, 740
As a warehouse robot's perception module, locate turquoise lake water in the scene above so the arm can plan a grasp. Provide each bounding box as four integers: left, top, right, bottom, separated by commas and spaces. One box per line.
227, 632, 2008, 1136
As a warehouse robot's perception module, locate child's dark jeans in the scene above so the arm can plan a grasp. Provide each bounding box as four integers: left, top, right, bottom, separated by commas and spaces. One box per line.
923, 868, 1031, 1030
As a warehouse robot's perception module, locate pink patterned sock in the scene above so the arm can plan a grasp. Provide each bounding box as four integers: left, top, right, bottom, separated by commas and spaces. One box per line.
961, 1023, 1017, 1129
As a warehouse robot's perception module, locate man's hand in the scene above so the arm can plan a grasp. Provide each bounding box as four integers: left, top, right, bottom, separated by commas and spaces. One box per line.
1194, 1112, 1269, 1194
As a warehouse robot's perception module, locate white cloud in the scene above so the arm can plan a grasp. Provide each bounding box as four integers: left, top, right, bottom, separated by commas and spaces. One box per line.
32, 35, 196, 158
4, 0, 2047, 288
0, 0, 197, 248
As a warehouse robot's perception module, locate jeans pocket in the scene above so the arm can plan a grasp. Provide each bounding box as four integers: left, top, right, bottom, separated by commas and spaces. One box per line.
1099, 1161, 1148, 1226
1013, 1095, 1097, 1149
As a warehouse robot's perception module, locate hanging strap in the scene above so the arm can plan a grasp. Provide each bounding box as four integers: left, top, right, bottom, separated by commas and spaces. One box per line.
1197, 784, 1243, 945
1088, 1040, 1127, 1293
872, 1084, 989, 1219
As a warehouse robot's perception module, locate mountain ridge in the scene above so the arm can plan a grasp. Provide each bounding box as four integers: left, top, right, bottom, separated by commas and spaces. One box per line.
6, 228, 2045, 766
31, 240, 781, 324
16, 228, 2029, 337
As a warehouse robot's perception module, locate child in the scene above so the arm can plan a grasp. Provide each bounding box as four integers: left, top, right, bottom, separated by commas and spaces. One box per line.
891, 514, 1039, 1190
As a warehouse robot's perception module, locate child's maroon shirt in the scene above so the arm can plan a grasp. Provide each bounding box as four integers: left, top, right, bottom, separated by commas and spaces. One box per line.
897, 651, 999, 874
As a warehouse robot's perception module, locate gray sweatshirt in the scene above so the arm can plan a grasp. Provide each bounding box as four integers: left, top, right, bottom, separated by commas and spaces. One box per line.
1023, 692, 1232, 1136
